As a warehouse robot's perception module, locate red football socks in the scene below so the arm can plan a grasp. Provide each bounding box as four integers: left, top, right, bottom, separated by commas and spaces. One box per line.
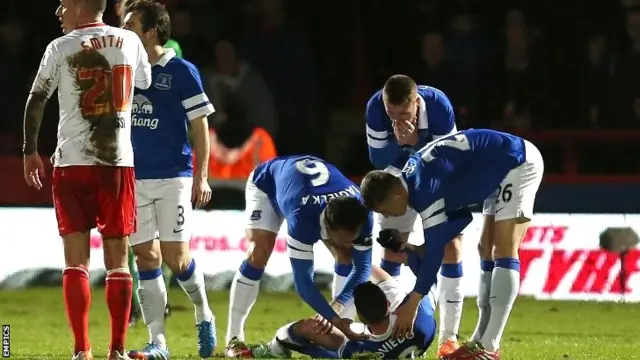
105, 269, 133, 352
63, 266, 91, 354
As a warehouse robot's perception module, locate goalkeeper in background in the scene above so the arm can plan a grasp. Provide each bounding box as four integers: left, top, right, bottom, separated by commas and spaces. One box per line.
113, 0, 185, 326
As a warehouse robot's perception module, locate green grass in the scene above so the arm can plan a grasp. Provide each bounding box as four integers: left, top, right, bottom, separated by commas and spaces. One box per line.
1, 288, 639, 359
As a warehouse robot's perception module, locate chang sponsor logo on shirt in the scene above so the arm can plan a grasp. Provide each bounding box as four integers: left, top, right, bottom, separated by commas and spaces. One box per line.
131, 94, 159, 129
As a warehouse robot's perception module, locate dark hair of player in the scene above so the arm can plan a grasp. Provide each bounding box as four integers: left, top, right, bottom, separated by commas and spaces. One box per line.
382, 74, 418, 105
324, 196, 369, 233
354, 281, 388, 323
126, 0, 171, 45
360, 170, 400, 209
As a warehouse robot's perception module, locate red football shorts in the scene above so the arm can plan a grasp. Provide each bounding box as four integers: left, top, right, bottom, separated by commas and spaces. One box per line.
52, 166, 136, 238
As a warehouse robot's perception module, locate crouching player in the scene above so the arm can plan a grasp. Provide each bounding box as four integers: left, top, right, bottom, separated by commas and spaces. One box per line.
360, 129, 544, 360
225, 155, 374, 355
366, 74, 464, 356
228, 263, 437, 359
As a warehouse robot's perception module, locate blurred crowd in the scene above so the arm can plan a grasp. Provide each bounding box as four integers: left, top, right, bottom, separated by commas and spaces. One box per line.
1, 0, 639, 176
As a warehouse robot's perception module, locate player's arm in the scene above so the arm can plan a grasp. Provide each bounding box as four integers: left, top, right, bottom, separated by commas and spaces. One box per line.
365, 95, 413, 170
333, 232, 373, 307
429, 90, 458, 140
24, 42, 62, 155
181, 63, 215, 180
134, 35, 152, 89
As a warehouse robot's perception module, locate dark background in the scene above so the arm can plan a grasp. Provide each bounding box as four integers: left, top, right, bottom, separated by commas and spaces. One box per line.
1, 0, 640, 211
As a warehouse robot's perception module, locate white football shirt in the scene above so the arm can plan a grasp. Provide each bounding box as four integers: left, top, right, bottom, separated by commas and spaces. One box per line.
31, 23, 152, 167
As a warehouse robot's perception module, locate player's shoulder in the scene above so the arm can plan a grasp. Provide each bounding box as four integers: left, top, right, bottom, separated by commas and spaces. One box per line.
417, 85, 451, 104
366, 88, 384, 108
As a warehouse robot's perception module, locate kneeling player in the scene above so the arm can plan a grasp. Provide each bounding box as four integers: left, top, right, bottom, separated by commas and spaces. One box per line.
225, 155, 374, 354
230, 264, 437, 359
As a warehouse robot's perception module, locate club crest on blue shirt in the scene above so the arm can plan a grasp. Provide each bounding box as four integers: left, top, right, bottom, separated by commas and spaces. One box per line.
154, 73, 172, 90
402, 158, 418, 175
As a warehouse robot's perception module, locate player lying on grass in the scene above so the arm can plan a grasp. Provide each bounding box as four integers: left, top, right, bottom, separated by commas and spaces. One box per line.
360, 128, 545, 360
225, 155, 374, 354
228, 263, 438, 359
122, 1, 216, 359
366, 74, 464, 357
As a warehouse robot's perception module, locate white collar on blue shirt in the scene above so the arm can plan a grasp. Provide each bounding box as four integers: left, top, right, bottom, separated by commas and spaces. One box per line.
155, 48, 176, 67
319, 209, 329, 240
416, 94, 428, 130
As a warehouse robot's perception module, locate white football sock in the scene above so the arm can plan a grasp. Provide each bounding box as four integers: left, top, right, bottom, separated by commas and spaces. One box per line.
438, 273, 464, 344
138, 273, 168, 349
226, 270, 260, 343
177, 260, 214, 324
268, 322, 298, 356
481, 266, 520, 352
471, 270, 493, 342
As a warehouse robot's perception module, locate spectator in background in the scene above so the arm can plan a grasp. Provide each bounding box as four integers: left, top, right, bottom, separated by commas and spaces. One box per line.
243, 0, 319, 155
207, 39, 278, 137
612, 7, 640, 125
0, 19, 28, 134
488, 8, 546, 132
413, 31, 457, 95
204, 90, 277, 181
446, 10, 489, 86
578, 34, 613, 129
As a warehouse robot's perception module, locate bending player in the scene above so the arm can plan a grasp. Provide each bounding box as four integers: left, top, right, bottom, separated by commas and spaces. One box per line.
360, 129, 545, 360
122, 1, 216, 358
23, 1, 152, 359
365, 74, 464, 356
225, 155, 374, 355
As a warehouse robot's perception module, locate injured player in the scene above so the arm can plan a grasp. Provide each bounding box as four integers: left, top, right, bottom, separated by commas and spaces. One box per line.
227, 260, 437, 359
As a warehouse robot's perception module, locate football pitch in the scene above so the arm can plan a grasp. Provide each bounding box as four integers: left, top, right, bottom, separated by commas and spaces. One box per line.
1, 288, 639, 360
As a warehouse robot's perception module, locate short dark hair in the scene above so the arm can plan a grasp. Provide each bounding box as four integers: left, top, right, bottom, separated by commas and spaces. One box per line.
84, 0, 107, 13
360, 170, 400, 209
127, 0, 171, 44
354, 281, 388, 323
382, 74, 417, 105
325, 197, 369, 233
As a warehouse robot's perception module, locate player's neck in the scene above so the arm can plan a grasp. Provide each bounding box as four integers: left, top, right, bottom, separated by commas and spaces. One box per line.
75, 15, 103, 28
147, 45, 166, 65
368, 318, 391, 335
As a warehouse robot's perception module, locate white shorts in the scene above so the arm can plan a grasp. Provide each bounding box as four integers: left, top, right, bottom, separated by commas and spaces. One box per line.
130, 177, 193, 246
482, 140, 544, 221
377, 208, 418, 233
245, 171, 284, 233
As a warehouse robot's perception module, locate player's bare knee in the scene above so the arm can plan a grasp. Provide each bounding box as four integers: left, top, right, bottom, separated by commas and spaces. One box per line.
442, 235, 462, 264
492, 218, 530, 259
246, 229, 276, 269
102, 236, 130, 270
62, 232, 91, 267
293, 319, 316, 337
132, 240, 162, 270
160, 242, 191, 274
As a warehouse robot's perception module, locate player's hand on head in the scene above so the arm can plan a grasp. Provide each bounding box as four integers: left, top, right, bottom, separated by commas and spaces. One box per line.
23, 152, 45, 190
192, 176, 212, 209
331, 316, 369, 341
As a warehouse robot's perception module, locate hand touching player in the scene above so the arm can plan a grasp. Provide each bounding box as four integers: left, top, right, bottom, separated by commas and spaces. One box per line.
192, 176, 212, 209
23, 152, 45, 190
392, 291, 422, 339
329, 316, 369, 341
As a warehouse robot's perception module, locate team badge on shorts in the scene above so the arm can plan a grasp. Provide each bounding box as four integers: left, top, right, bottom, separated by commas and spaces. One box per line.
250, 210, 262, 221
154, 73, 172, 90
